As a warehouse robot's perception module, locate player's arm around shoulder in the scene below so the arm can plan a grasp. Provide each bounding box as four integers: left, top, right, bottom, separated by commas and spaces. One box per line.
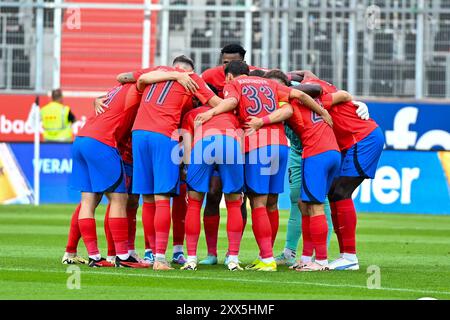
289, 89, 333, 127
136, 70, 196, 92
330, 90, 353, 106
244, 102, 293, 136
194, 97, 237, 127
325, 91, 371, 121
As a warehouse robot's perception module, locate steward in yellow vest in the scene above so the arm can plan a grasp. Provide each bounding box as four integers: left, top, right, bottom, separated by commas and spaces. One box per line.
40, 89, 75, 142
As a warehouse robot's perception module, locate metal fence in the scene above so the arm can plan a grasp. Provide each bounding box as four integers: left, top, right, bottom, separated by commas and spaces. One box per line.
0, 0, 449, 99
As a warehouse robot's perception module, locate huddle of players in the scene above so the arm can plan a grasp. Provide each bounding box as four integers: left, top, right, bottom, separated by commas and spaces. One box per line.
62, 44, 384, 272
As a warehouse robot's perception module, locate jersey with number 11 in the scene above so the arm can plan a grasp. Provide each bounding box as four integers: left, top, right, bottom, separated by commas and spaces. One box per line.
132, 66, 214, 139
223, 76, 292, 152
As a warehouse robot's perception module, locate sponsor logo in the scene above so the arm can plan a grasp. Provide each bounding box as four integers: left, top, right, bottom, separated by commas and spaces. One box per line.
353, 166, 420, 205
385, 107, 450, 150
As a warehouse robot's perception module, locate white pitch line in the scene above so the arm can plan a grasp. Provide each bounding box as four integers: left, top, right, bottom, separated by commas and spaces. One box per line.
1, 267, 449, 297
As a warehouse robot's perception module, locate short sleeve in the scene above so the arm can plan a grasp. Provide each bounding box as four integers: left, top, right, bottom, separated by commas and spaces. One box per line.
192, 74, 215, 104
223, 82, 241, 102
132, 67, 155, 81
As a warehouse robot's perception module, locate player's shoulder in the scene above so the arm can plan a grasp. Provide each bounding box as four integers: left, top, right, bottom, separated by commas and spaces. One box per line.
201, 66, 223, 77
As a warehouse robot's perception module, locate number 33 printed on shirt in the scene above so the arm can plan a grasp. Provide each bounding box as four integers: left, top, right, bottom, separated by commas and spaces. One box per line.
242, 85, 277, 115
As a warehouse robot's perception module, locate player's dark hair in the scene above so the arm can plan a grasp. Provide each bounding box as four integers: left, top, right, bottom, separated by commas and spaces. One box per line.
264, 69, 291, 86
51, 89, 63, 101
207, 83, 219, 96
249, 69, 266, 78
224, 60, 250, 77
221, 43, 247, 59
173, 55, 195, 70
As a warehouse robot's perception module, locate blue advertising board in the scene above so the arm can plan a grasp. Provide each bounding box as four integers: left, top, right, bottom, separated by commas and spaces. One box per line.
6, 143, 448, 215
367, 101, 450, 151
9, 143, 81, 204
2, 100, 450, 213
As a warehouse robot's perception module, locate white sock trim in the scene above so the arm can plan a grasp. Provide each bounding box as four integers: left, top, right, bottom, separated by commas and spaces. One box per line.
118, 254, 130, 260
155, 253, 166, 262
261, 257, 275, 264
187, 256, 197, 263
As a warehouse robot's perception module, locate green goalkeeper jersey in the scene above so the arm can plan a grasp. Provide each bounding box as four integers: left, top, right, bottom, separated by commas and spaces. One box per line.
285, 124, 303, 156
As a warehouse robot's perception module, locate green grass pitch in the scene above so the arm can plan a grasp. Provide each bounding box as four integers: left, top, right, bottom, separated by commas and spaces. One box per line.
0, 205, 449, 300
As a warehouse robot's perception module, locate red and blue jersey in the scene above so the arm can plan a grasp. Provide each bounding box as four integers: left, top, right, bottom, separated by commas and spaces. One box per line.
78, 83, 140, 149
303, 78, 379, 151
287, 98, 340, 159
223, 76, 292, 153
132, 66, 215, 139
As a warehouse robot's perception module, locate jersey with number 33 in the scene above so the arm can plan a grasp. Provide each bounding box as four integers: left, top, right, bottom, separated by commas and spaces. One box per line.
223, 76, 292, 152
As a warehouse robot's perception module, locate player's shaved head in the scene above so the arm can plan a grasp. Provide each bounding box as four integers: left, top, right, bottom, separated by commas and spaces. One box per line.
221, 43, 246, 65
264, 69, 290, 86
173, 55, 195, 71
225, 61, 250, 78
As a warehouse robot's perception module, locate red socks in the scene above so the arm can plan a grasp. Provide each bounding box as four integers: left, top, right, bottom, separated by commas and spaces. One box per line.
127, 207, 138, 251
310, 215, 328, 261
104, 205, 116, 256
172, 184, 187, 247
154, 200, 171, 255
251, 207, 273, 259
108, 217, 129, 256
301, 215, 314, 257
203, 215, 220, 256
65, 204, 81, 254
185, 196, 202, 257
142, 202, 156, 252
267, 209, 279, 247
226, 199, 243, 256
330, 201, 344, 254
79, 218, 99, 256
334, 199, 357, 254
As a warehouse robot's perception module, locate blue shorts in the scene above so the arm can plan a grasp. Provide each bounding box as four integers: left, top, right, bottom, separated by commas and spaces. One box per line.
70, 137, 126, 193
132, 130, 181, 195
340, 127, 384, 179
187, 135, 244, 194
245, 145, 289, 195
124, 162, 134, 194
301, 150, 341, 203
